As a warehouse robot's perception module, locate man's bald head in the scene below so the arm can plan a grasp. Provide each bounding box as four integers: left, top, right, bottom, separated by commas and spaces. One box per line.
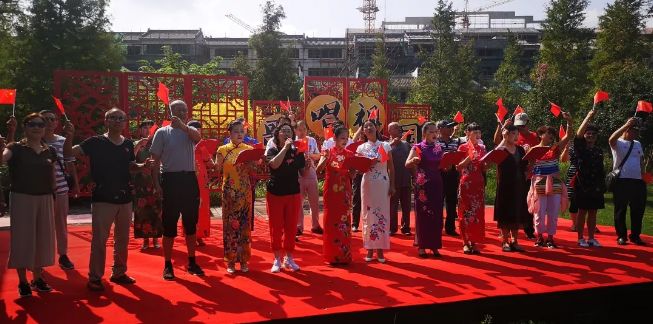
170, 100, 189, 122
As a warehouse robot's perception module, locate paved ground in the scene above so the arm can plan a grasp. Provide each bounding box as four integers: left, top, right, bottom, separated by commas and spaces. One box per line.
0, 197, 314, 229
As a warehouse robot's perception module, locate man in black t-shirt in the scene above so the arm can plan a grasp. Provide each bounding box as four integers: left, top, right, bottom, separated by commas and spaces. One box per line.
64, 108, 143, 291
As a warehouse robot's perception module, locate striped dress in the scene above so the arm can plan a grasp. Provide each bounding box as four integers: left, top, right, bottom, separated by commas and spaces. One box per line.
532, 147, 563, 195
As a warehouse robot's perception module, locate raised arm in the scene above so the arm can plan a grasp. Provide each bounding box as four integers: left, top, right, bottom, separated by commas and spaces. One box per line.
609, 118, 637, 148
576, 109, 597, 138
62, 121, 84, 159
557, 112, 573, 149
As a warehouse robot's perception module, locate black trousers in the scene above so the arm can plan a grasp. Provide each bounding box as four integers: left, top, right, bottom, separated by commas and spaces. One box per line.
613, 178, 647, 239
161, 172, 200, 237
441, 169, 459, 233
352, 173, 363, 228
390, 186, 411, 233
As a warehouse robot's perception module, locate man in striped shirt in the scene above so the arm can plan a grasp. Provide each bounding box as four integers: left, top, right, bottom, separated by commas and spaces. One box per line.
40, 110, 79, 270
436, 120, 462, 236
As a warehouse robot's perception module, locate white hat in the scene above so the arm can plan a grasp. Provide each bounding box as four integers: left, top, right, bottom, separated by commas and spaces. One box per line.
514, 113, 529, 126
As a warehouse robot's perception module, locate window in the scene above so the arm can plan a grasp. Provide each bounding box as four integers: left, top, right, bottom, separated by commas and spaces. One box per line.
145, 44, 164, 55
171, 44, 191, 54
127, 46, 141, 56
214, 48, 248, 58
307, 48, 343, 59
288, 48, 299, 58
308, 49, 321, 58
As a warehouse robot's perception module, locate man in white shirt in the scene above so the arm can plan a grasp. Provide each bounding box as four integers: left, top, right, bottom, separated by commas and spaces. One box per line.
608, 117, 647, 246
295, 121, 322, 235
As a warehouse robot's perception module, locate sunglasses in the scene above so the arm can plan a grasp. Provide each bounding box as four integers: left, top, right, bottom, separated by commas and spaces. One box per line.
25, 121, 46, 128
106, 116, 126, 122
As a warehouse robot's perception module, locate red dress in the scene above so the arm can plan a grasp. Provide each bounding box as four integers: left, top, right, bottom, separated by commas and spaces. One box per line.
195, 146, 211, 238
457, 142, 486, 242
322, 146, 354, 264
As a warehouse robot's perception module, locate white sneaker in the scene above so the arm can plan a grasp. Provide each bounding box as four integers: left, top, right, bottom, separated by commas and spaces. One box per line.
587, 238, 601, 247
283, 256, 300, 272
271, 258, 282, 273
226, 263, 236, 274
578, 238, 590, 247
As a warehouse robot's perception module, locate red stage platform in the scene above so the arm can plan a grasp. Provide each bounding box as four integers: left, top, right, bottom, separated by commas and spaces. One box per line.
1, 208, 652, 323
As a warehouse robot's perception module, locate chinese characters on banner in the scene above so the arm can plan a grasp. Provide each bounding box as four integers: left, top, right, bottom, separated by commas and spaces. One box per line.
305, 95, 346, 137
347, 96, 386, 134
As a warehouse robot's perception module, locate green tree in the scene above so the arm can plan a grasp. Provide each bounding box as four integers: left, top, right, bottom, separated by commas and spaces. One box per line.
487, 35, 527, 109
233, 51, 252, 78
137, 45, 225, 75
525, 0, 593, 128
408, 0, 485, 124
369, 36, 390, 80
0, 1, 25, 123
590, 0, 653, 144
14, 0, 124, 111
248, 0, 300, 101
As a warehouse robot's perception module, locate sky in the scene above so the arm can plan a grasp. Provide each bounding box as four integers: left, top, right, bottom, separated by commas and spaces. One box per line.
108, 0, 650, 37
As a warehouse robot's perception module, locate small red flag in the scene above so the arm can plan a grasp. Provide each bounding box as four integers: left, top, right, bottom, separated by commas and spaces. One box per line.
401, 129, 413, 140
378, 145, 389, 163
148, 124, 158, 137
414, 145, 422, 157
594, 90, 609, 104
0, 89, 16, 105
162, 120, 172, 127
368, 108, 378, 121
157, 83, 170, 105
496, 98, 508, 122
52, 96, 65, 115
417, 115, 427, 124
636, 100, 653, 113
559, 124, 566, 139
243, 121, 250, 131
294, 138, 308, 153
514, 105, 524, 115
643, 172, 653, 185
253, 143, 264, 149
550, 102, 562, 117
323, 126, 334, 139
453, 111, 464, 123
279, 100, 290, 112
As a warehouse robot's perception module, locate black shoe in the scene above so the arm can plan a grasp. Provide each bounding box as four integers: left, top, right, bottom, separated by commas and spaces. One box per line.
87, 279, 105, 291
630, 237, 646, 246
418, 249, 428, 258
617, 237, 628, 246
30, 278, 52, 292
110, 274, 136, 285
187, 263, 205, 276
163, 265, 175, 280
534, 238, 545, 247
58, 255, 74, 270
401, 228, 412, 235
510, 242, 525, 252
296, 228, 303, 236
431, 249, 442, 257
18, 282, 32, 297
594, 227, 601, 234
445, 230, 459, 237
526, 232, 536, 240
546, 240, 558, 249
311, 227, 324, 235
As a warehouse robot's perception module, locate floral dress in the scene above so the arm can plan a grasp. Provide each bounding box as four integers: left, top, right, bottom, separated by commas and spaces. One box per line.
217, 142, 253, 263
131, 139, 163, 238
322, 146, 354, 264
357, 140, 392, 250
457, 142, 486, 242
414, 141, 444, 250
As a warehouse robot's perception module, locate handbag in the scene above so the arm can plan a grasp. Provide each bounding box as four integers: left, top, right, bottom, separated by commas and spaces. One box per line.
605, 141, 634, 192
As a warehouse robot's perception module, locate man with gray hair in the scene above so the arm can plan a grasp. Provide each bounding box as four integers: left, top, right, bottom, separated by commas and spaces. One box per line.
150, 100, 204, 280
387, 122, 413, 235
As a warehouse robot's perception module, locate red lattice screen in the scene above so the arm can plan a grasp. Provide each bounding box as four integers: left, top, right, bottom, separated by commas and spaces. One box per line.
388, 103, 432, 143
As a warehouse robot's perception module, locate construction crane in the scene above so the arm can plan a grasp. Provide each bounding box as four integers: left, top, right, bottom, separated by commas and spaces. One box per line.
461, 0, 516, 29
225, 13, 256, 34
357, 0, 380, 33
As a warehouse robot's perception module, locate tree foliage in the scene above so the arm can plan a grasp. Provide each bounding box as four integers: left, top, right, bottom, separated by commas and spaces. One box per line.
12, 0, 124, 112
248, 0, 300, 101
525, 0, 593, 128
369, 36, 390, 80
137, 45, 225, 75
408, 0, 483, 122
487, 34, 528, 109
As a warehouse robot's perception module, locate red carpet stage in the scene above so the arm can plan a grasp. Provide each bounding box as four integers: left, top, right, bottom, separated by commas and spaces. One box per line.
1, 208, 652, 323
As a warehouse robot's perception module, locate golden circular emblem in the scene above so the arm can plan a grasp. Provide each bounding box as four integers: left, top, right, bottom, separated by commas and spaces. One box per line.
304, 95, 345, 137
347, 96, 385, 133
256, 113, 284, 144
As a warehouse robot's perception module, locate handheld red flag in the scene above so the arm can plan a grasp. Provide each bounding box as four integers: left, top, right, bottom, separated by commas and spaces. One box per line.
0, 89, 16, 105
643, 172, 653, 185
401, 129, 413, 140
368, 108, 378, 121
636, 100, 653, 113
550, 102, 562, 117
414, 145, 422, 157
559, 124, 566, 139
294, 138, 308, 153
593, 90, 609, 105
417, 115, 427, 125
157, 83, 170, 105
243, 121, 250, 131
279, 100, 290, 112
323, 126, 334, 140
453, 111, 464, 123
496, 98, 508, 122
162, 120, 172, 127
378, 145, 389, 162
514, 105, 524, 115
148, 123, 158, 137
52, 96, 65, 115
